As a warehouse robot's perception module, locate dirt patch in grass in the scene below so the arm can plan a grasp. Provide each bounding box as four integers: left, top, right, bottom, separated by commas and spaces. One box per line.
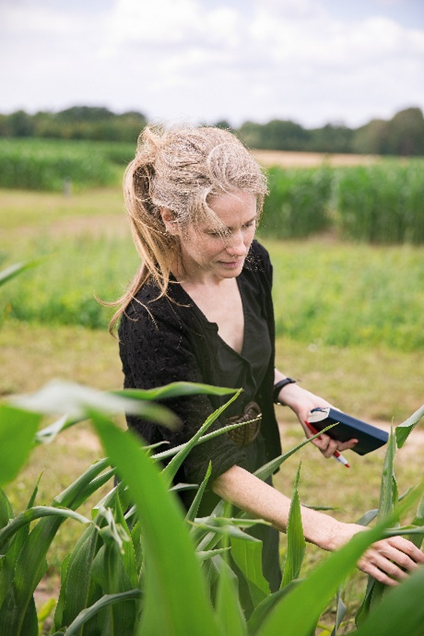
48, 211, 130, 239
252, 149, 381, 168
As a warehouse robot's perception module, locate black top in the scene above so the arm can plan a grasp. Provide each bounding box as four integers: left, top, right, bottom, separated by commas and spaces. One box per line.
213, 275, 272, 418
118, 240, 281, 486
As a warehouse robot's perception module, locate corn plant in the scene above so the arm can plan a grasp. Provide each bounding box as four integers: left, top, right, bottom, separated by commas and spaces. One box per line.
0, 139, 116, 191
1, 379, 424, 635
260, 166, 333, 239
335, 161, 424, 244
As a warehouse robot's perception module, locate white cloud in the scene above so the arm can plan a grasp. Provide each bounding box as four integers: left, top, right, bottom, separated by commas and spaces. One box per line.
0, 0, 423, 126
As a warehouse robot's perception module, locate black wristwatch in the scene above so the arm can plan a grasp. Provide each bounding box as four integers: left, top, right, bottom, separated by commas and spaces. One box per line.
273, 377, 297, 404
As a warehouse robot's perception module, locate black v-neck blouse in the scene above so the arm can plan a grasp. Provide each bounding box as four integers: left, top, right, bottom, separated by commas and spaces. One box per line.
119, 240, 281, 486
187, 275, 272, 420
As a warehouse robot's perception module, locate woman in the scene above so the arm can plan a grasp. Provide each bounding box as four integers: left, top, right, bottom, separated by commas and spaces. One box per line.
114, 124, 423, 593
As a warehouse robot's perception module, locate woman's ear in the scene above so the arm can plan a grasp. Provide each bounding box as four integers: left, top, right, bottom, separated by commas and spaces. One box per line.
160, 208, 179, 235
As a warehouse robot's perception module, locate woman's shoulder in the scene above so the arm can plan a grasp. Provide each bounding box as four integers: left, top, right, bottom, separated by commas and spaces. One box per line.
245, 240, 272, 278
119, 280, 192, 341
249, 239, 271, 262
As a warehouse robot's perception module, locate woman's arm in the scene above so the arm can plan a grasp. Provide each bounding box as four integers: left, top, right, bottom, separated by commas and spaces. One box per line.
274, 369, 358, 457
212, 465, 424, 586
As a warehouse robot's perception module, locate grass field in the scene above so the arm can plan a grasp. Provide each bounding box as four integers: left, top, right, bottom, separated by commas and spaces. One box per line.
1, 172, 424, 631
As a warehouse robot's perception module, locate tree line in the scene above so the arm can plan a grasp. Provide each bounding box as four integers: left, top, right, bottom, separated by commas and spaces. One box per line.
1, 105, 424, 155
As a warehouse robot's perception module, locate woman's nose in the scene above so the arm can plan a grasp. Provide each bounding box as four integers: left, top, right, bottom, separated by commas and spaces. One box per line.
226, 231, 246, 255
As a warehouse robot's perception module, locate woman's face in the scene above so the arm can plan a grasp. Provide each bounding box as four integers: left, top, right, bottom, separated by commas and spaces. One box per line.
176, 190, 257, 283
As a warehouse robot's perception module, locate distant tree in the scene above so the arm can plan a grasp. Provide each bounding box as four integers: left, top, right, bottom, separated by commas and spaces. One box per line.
55, 106, 115, 123
384, 107, 424, 156
236, 121, 265, 149
260, 119, 310, 150
309, 124, 354, 153
238, 119, 310, 150
352, 119, 388, 155
0, 114, 11, 136
0, 105, 422, 155
8, 110, 34, 137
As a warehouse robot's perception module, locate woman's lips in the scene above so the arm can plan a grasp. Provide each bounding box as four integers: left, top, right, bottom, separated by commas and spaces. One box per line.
219, 260, 243, 269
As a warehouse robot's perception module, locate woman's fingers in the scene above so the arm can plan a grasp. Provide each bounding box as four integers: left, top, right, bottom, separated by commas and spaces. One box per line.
309, 432, 355, 458
358, 536, 424, 585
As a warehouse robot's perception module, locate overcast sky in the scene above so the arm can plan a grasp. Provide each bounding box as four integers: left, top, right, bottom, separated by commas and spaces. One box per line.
1, 0, 423, 129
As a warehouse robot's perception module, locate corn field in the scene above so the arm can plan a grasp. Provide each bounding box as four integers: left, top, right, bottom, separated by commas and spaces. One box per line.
259, 161, 424, 245
0, 139, 132, 191
0, 139, 423, 244
335, 162, 424, 244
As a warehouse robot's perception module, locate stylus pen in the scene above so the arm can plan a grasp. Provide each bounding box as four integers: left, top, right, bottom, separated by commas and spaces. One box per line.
305, 421, 350, 468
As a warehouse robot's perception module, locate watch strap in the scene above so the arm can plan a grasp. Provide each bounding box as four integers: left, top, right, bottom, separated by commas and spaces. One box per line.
273, 377, 297, 404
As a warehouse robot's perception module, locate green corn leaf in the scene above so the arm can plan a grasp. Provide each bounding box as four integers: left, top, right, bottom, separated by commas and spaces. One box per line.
192, 520, 263, 542
230, 536, 270, 607
96, 501, 141, 636
354, 565, 424, 636
378, 429, 397, 524
331, 589, 347, 636
53, 458, 111, 508
152, 416, 257, 462
12, 380, 178, 428
161, 390, 241, 486
0, 506, 91, 548
0, 405, 42, 487
90, 409, 223, 636
0, 259, 42, 288
52, 526, 103, 634
281, 462, 306, 588
52, 590, 142, 636
25, 472, 43, 512
356, 428, 398, 627
253, 427, 329, 482
247, 582, 300, 636
90, 543, 137, 635
197, 547, 230, 562
0, 489, 14, 529
215, 559, 248, 636
35, 414, 83, 444
51, 553, 71, 632
110, 495, 139, 589
37, 598, 56, 635
410, 493, 424, 549
185, 461, 212, 523
189, 506, 228, 553
97, 506, 131, 555
0, 459, 113, 636
112, 381, 238, 401
356, 509, 379, 526
395, 404, 424, 449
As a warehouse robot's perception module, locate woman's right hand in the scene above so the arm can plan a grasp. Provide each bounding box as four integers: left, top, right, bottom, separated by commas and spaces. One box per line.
333, 523, 424, 586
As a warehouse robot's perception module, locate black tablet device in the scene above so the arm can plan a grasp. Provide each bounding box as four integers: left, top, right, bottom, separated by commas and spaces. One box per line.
307, 407, 389, 455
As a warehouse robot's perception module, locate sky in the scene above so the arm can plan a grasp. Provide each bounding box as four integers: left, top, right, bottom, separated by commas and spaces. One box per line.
1, 0, 424, 129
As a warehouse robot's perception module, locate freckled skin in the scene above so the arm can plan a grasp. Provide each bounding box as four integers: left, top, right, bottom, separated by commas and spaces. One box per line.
175, 190, 258, 284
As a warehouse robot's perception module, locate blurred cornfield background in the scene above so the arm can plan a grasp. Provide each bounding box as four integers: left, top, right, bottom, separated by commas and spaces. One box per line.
1, 137, 423, 352
1, 138, 423, 243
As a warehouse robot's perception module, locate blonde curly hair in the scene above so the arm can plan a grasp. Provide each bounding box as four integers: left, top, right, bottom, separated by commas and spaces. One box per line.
109, 124, 268, 330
